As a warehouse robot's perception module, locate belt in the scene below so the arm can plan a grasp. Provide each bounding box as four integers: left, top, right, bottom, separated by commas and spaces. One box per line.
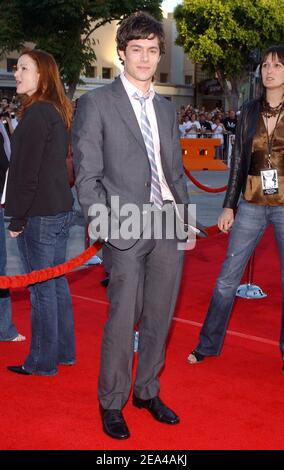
162, 199, 174, 206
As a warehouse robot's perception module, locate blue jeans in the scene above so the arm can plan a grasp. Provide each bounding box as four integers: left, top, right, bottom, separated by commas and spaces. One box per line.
196, 200, 284, 357
17, 211, 75, 375
0, 206, 18, 340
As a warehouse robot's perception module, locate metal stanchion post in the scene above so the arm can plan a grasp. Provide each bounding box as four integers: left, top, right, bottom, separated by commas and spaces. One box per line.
236, 251, 267, 299
133, 330, 139, 352
227, 134, 235, 169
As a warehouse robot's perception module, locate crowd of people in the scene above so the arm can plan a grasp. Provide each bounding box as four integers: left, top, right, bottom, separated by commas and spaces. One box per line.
178, 106, 238, 159
0, 10, 284, 443
0, 96, 19, 136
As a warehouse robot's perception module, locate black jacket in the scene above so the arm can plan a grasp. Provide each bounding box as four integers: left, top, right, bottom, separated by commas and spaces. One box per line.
0, 133, 9, 194
223, 99, 261, 209
5, 101, 73, 231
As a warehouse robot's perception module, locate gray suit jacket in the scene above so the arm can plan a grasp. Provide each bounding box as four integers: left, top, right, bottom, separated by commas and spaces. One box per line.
72, 77, 192, 249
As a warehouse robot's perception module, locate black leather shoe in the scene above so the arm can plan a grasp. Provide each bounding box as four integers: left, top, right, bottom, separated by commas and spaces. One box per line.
100, 406, 130, 439
133, 395, 180, 424
7, 365, 32, 375
100, 276, 109, 287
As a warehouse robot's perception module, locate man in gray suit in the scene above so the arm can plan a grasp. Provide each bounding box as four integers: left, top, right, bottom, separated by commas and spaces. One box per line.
73, 11, 196, 440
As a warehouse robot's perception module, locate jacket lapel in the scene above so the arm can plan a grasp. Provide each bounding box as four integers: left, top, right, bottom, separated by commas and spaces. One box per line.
153, 96, 173, 168
111, 78, 147, 155
111, 78, 174, 169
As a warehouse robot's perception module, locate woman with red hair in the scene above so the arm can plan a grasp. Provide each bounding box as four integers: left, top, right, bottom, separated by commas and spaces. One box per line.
5, 49, 75, 375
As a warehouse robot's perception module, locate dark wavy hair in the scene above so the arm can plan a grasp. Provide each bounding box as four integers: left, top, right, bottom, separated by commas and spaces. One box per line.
116, 11, 165, 61
258, 45, 284, 102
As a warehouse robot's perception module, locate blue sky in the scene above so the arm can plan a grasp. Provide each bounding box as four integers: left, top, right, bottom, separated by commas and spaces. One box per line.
162, 0, 181, 12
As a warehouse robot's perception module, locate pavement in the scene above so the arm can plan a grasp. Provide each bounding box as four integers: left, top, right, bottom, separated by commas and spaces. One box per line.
4, 170, 229, 275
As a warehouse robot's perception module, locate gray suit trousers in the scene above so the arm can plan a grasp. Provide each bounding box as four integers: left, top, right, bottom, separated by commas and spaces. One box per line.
98, 207, 184, 409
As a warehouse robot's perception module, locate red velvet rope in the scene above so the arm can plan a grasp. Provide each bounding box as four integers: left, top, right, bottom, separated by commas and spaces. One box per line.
0, 241, 102, 289
184, 167, 228, 193
199, 224, 220, 237
0, 222, 222, 289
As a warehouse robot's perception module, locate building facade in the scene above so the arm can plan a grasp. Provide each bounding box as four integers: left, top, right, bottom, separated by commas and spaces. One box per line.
71, 13, 196, 108
0, 13, 229, 110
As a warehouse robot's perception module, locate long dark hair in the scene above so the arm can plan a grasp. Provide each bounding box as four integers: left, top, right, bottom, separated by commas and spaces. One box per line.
258, 45, 284, 102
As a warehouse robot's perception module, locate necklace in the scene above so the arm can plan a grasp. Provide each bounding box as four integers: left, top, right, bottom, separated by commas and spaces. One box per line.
264, 104, 283, 169
262, 99, 284, 118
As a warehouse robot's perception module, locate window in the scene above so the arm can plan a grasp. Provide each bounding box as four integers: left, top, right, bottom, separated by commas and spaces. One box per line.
102, 67, 112, 79
185, 75, 193, 85
7, 58, 17, 73
85, 65, 97, 78
160, 73, 168, 83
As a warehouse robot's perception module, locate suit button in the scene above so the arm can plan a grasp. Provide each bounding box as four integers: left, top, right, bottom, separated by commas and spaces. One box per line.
145, 181, 151, 187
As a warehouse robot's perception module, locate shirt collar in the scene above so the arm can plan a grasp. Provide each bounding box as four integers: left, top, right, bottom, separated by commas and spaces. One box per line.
120, 72, 155, 102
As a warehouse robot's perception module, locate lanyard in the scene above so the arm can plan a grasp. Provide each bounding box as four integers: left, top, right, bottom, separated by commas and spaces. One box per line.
264, 105, 283, 168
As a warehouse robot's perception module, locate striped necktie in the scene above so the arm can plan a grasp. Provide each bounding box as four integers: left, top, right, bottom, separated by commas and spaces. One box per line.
134, 93, 163, 209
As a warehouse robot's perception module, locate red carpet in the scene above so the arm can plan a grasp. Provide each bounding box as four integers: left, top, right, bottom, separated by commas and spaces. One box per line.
1, 227, 284, 450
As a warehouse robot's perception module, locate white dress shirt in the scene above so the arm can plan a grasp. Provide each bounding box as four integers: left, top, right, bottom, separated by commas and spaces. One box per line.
120, 73, 174, 202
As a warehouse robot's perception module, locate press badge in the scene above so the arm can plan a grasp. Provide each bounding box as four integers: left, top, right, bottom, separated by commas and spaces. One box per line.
260, 169, 279, 195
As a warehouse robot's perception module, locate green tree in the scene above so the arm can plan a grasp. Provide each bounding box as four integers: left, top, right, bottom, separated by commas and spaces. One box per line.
0, 1, 24, 55
0, 0, 162, 98
174, 0, 284, 109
